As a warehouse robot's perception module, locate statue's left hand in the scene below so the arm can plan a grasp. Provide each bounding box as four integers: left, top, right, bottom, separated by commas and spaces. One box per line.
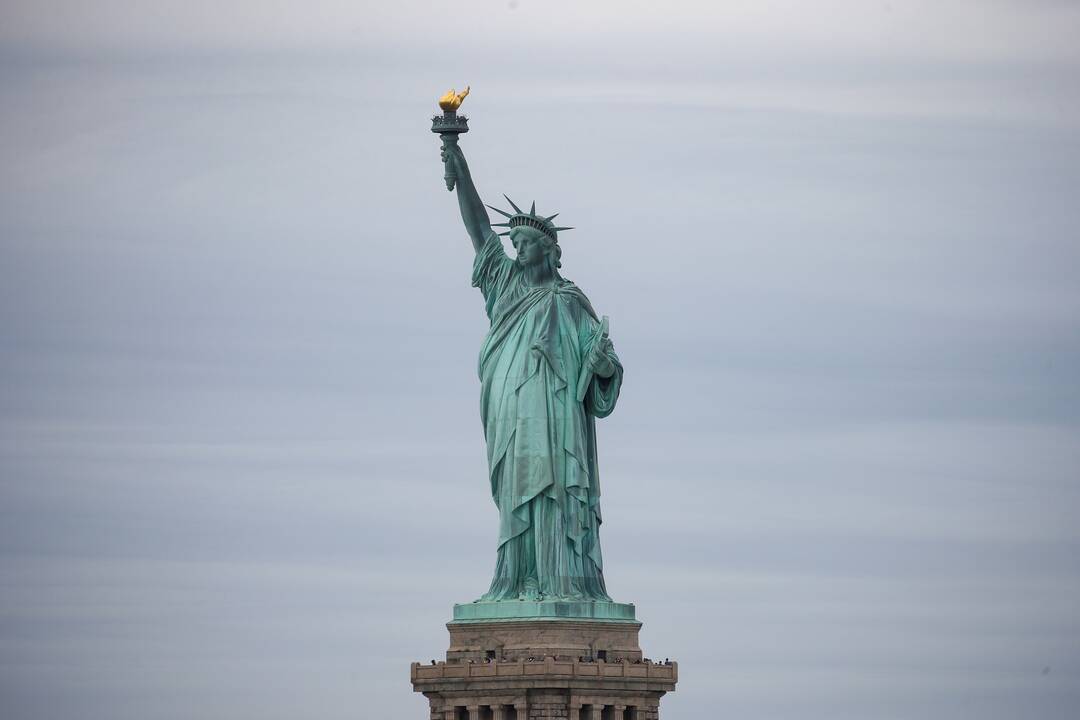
587, 338, 616, 379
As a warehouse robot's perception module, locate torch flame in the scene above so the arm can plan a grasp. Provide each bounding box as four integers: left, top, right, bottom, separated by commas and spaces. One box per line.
438, 86, 470, 112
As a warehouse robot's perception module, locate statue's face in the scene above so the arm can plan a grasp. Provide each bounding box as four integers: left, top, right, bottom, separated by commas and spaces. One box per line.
513, 228, 548, 268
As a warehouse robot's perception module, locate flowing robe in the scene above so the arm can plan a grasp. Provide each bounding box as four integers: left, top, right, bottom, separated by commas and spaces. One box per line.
472, 231, 623, 601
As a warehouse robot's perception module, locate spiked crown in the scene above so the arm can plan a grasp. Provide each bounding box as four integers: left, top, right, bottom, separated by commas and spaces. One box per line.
486, 195, 573, 243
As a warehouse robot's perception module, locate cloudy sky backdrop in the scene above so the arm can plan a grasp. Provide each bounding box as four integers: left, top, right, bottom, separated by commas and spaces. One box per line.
2, 1, 1079, 718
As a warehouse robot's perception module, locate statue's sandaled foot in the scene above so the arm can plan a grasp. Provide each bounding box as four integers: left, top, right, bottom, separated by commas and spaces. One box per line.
519, 578, 540, 601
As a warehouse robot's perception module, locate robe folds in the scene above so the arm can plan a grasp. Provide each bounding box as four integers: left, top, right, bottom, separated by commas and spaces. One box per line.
471, 231, 623, 601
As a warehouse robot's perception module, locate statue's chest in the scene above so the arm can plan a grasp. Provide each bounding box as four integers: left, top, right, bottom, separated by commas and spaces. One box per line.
495, 280, 580, 320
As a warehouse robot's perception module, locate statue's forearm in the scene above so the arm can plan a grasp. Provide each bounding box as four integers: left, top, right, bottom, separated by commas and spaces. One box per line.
447, 142, 491, 252
456, 172, 490, 251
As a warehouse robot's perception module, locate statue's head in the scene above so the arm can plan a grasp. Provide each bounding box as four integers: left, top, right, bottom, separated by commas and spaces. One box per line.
510, 225, 561, 271
486, 195, 572, 272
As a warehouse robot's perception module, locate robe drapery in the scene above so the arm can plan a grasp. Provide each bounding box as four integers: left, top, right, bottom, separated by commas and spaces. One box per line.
471, 231, 623, 601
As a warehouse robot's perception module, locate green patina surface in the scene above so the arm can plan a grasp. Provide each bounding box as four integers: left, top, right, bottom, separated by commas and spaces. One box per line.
434, 95, 630, 620
451, 600, 637, 624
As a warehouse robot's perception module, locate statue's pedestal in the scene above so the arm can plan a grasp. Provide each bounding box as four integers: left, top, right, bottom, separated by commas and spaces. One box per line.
453, 600, 637, 623
411, 612, 677, 719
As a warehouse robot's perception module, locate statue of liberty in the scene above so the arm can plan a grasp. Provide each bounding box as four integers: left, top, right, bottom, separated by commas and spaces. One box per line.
435, 90, 624, 605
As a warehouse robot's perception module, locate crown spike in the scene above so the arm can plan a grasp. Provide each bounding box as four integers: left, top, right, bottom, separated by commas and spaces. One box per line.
553, 226, 574, 232
544, 213, 559, 222
492, 222, 511, 227
503, 195, 523, 214
485, 204, 513, 219
530, 200, 536, 215
497, 231, 511, 236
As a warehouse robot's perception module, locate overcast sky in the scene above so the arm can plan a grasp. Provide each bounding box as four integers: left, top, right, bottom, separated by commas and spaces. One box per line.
1, 2, 1079, 719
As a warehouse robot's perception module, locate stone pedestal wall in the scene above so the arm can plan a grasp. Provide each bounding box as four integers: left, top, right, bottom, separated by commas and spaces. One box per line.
411, 619, 676, 720
447, 619, 645, 663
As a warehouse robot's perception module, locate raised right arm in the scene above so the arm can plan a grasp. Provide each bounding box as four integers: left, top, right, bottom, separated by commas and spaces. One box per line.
440, 138, 492, 253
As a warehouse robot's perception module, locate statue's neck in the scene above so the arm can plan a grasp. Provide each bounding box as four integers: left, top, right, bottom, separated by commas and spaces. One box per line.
523, 263, 556, 288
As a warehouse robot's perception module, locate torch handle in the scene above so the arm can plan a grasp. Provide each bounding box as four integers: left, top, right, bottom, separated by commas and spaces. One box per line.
441, 134, 459, 192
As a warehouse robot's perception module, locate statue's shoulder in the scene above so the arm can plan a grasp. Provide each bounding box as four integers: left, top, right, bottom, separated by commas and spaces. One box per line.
556, 278, 599, 320
556, 277, 583, 296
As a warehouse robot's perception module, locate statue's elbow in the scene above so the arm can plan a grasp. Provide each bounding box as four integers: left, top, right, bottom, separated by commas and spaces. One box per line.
587, 394, 620, 419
